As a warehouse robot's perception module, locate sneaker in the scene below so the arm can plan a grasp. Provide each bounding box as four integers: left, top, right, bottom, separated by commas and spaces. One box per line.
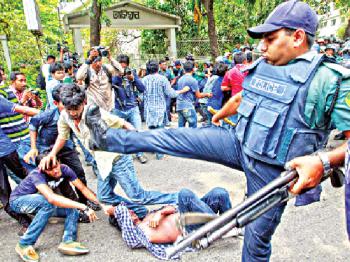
156, 154, 165, 160
78, 210, 90, 223
136, 155, 148, 164
85, 104, 109, 150
15, 243, 39, 262
17, 226, 28, 237
58, 241, 89, 255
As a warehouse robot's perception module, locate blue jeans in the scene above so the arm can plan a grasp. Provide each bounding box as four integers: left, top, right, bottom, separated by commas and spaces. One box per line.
178, 187, 232, 232
112, 107, 144, 158
178, 108, 197, 128
74, 136, 95, 164
165, 96, 172, 125
95, 154, 178, 217
148, 125, 164, 159
103, 126, 321, 261
346, 182, 350, 240
10, 194, 79, 245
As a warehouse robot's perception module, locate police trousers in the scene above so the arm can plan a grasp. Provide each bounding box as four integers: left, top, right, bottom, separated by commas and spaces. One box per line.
104, 126, 286, 261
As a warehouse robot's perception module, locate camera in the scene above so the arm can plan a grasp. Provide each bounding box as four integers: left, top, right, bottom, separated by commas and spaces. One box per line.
28, 88, 39, 96
124, 67, 133, 76
94, 46, 109, 57
57, 42, 69, 53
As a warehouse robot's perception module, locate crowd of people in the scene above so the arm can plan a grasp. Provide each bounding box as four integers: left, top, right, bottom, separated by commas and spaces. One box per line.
1, 0, 350, 261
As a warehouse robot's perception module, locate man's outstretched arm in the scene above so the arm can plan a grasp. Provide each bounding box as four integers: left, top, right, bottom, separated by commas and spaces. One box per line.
287, 131, 349, 194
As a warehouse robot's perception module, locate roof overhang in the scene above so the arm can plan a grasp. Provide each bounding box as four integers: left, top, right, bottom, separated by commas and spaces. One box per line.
63, 0, 181, 31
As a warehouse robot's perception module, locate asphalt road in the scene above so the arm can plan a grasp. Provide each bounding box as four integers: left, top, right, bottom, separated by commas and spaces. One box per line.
1, 128, 350, 261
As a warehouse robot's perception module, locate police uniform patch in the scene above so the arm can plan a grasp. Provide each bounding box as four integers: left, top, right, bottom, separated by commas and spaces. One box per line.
345, 92, 350, 108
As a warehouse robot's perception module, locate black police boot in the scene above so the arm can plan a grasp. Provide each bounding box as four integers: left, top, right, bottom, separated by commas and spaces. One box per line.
85, 104, 108, 150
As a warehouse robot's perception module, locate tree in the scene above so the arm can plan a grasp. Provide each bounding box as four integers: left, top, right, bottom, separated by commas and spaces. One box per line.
201, 0, 219, 59
90, 0, 102, 46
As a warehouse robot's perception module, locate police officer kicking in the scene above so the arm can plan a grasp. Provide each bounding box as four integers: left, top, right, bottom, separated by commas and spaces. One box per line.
85, 1, 350, 261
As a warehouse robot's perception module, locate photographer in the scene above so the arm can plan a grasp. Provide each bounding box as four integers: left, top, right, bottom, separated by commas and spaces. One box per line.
8, 72, 42, 122
111, 54, 147, 164
76, 46, 122, 112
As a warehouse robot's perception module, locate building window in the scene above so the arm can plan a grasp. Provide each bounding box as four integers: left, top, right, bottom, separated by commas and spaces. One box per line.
331, 19, 336, 26
323, 21, 327, 27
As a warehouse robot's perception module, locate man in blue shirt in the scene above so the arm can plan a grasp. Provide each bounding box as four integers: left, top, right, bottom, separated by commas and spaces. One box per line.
0, 96, 39, 235
176, 61, 212, 128
112, 54, 148, 164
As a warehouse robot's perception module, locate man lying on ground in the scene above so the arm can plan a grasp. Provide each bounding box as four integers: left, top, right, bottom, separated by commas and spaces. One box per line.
10, 153, 100, 262
103, 187, 233, 260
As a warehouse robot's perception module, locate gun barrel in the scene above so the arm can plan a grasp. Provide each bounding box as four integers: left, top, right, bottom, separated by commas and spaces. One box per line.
165, 170, 297, 258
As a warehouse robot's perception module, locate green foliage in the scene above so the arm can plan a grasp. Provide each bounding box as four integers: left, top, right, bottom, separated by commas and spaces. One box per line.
0, 0, 73, 87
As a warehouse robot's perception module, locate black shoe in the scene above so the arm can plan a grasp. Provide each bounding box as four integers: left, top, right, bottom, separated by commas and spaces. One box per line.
78, 210, 91, 223
17, 226, 28, 236
108, 215, 121, 230
334, 132, 346, 140
136, 155, 148, 164
87, 200, 102, 211
85, 104, 109, 150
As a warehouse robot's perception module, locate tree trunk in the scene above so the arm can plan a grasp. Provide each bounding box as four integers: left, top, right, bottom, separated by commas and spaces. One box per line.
345, 19, 350, 38
201, 0, 219, 60
90, 0, 102, 47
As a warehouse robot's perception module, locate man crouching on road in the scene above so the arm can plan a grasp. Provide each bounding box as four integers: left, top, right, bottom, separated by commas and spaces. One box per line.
9, 153, 99, 262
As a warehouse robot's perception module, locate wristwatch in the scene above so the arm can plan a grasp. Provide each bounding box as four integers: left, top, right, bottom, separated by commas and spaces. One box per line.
317, 152, 332, 175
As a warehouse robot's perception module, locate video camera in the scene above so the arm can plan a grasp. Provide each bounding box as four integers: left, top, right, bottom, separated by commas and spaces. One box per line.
57, 41, 69, 53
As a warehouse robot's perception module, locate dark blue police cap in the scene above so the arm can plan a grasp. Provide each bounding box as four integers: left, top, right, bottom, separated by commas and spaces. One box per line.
247, 0, 318, 39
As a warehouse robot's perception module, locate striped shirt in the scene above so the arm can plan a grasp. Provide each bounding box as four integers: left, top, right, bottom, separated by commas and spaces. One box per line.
142, 73, 178, 127
0, 87, 30, 142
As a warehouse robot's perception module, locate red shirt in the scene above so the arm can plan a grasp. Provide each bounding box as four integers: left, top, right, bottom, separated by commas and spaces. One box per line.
221, 64, 248, 96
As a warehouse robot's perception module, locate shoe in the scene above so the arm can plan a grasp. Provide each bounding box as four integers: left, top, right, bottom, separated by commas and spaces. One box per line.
85, 104, 108, 150
15, 243, 39, 262
78, 210, 90, 223
136, 155, 148, 164
17, 226, 28, 236
109, 215, 121, 230
334, 132, 346, 140
87, 200, 101, 211
156, 154, 164, 160
58, 241, 89, 255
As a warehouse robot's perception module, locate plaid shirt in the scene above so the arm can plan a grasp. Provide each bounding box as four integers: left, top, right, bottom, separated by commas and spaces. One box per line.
115, 203, 191, 260
142, 74, 178, 127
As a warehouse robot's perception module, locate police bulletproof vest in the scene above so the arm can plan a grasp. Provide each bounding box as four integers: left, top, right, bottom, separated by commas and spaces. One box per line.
236, 54, 330, 166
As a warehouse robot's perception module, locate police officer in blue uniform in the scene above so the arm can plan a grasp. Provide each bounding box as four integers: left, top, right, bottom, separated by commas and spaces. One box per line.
86, 1, 350, 260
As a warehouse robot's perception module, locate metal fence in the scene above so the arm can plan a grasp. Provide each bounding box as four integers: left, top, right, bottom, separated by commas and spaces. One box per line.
177, 39, 235, 59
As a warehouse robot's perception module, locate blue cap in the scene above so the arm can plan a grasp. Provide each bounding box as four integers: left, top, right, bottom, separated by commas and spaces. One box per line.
247, 0, 318, 39
174, 60, 182, 66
